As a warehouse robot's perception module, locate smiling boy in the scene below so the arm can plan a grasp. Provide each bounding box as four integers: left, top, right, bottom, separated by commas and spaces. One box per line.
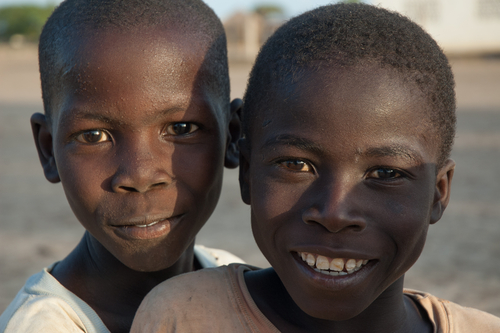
0, 0, 242, 332
131, 4, 500, 333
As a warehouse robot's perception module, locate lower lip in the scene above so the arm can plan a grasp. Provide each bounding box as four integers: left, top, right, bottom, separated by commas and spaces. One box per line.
293, 253, 376, 290
112, 217, 178, 240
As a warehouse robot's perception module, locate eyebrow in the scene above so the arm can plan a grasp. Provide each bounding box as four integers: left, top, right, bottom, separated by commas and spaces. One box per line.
58, 106, 186, 127
56, 109, 116, 129
360, 145, 424, 164
262, 135, 423, 162
261, 134, 424, 164
262, 134, 324, 154
65, 111, 114, 123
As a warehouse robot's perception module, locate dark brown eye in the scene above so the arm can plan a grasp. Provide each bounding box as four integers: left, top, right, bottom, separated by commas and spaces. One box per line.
280, 160, 312, 172
369, 168, 402, 179
75, 130, 110, 144
165, 123, 199, 136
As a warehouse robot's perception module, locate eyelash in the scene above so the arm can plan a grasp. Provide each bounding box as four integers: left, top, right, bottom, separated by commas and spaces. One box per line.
73, 122, 200, 144
365, 167, 408, 181
275, 159, 408, 182
74, 129, 111, 144
276, 158, 315, 173
163, 122, 200, 137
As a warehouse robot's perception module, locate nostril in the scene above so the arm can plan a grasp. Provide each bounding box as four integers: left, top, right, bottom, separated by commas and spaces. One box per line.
151, 181, 168, 188
302, 213, 367, 233
349, 224, 365, 232
119, 186, 140, 193
111, 169, 172, 194
118, 181, 168, 193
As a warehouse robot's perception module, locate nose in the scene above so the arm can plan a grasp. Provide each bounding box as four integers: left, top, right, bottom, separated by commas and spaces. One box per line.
111, 140, 172, 193
302, 178, 367, 233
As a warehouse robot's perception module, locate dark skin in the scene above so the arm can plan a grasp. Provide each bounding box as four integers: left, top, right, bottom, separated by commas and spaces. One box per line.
48, 233, 199, 331
240, 65, 455, 332
31, 26, 241, 333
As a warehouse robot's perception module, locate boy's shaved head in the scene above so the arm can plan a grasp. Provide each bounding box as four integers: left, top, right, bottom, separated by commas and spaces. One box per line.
243, 3, 456, 167
39, 0, 229, 123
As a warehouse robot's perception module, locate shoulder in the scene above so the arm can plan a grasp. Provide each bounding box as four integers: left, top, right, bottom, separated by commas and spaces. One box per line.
442, 298, 500, 333
131, 264, 256, 333
0, 266, 110, 333
1, 294, 87, 333
0, 268, 85, 333
405, 289, 500, 333
138, 264, 246, 308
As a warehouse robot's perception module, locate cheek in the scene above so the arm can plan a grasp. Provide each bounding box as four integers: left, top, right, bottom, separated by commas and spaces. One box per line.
392, 201, 431, 253
380, 188, 434, 271
249, 172, 305, 259
172, 142, 225, 206
56, 149, 111, 218
250, 176, 296, 224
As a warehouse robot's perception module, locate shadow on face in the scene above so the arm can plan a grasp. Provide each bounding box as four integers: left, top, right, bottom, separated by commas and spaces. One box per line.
31, 25, 241, 273
239, 64, 455, 322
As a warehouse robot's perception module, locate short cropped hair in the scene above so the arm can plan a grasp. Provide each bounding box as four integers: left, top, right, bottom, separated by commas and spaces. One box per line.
243, 3, 456, 167
39, 0, 229, 123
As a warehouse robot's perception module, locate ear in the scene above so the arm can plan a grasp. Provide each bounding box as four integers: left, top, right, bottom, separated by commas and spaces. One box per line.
224, 98, 243, 169
238, 138, 251, 205
31, 113, 60, 183
430, 159, 455, 224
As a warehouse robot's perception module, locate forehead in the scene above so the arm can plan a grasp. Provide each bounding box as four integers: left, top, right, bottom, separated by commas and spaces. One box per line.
78, 27, 204, 94
51, 27, 215, 124
253, 65, 438, 159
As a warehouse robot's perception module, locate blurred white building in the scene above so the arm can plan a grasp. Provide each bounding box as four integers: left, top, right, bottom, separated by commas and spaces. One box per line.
224, 12, 284, 62
376, 0, 500, 55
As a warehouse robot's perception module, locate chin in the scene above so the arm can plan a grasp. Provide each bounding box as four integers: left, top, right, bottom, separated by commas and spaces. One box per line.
290, 292, 370, 322
304, 304, 367, 322
305, 306, 363, 321
115, 249, 179, 273
127, 259, 175, 273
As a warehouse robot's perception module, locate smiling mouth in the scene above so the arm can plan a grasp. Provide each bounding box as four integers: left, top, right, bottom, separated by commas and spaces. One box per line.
135, 220, 163, 228
297, 252, 370, 276
114, 214, 179, 228
112, 214, 183, 240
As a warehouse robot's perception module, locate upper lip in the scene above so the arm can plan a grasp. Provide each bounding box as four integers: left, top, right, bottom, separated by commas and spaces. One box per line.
290, 246, 375, 261
111, 213, 181, 227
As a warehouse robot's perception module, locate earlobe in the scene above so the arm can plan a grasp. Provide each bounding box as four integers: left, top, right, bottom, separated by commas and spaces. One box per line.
430, 159, 455, 224
31, 113, 60, 183
224, 98, 243, 169
238, 138, 251, 205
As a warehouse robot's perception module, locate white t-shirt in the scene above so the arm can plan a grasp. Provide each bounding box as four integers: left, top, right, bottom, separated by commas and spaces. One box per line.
0, 245, 243, 333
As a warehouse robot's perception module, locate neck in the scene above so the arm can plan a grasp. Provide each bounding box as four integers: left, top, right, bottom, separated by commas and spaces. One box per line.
245, 268, 431, 333
50, 231, 196, 333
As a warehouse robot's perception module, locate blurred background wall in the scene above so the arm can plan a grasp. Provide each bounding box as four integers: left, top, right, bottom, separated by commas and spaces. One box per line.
1, 0, 500, 58
379, 0, 500, 55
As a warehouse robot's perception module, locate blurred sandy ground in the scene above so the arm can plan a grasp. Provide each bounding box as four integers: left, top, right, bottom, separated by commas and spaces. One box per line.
0, 44, 499, 316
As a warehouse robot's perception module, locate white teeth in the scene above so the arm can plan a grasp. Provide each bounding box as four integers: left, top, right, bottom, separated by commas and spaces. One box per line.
330, 258, 344, 272
298, 252, 370, 276
316, 255, 330, 270
345, 259, 357, 272
306, 253, 316, 267
136, 221, 159, 228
